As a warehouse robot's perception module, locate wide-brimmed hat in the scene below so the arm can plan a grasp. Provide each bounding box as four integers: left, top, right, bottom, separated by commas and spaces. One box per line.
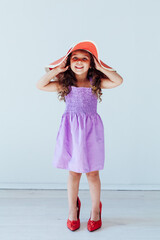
45, 40, 116, 72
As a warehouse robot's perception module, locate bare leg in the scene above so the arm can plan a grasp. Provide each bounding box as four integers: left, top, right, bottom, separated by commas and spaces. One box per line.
86, 171, 101, 221
67, 171, 82, 221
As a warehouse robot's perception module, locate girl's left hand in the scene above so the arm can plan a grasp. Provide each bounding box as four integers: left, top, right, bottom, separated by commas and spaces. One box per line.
93, 56, 101, 71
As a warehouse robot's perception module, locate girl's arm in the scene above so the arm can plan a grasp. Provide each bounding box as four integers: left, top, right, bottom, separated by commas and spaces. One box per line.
93, 57, 123, 89
100, 69, 123, 89
36, 68, 61, 92
36, 59, 69, 92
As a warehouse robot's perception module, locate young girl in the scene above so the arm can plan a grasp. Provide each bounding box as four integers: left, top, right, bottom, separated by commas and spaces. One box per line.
36, 40, 123, 232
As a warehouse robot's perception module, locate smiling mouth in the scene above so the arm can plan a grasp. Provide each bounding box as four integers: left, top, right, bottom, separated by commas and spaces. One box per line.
75, 66, 83, 69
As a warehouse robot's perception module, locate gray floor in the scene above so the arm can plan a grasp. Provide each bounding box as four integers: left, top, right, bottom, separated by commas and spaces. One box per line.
0, 190, 160, 240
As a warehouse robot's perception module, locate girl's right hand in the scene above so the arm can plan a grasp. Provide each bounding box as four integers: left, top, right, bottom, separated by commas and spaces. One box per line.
54, 57, 69, 74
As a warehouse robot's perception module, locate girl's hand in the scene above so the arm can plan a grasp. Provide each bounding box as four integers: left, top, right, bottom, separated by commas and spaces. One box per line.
55, 57, 69, 74
93, 56, 101, 71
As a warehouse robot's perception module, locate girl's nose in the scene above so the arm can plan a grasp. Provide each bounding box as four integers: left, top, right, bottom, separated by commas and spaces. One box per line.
77, 59, 82, 63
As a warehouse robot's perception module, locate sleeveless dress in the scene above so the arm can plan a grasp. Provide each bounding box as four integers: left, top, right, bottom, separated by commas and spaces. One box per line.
52, 76, 105, 173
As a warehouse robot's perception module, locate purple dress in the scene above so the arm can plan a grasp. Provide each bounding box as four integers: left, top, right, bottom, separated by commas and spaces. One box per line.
53, 76, 105, 173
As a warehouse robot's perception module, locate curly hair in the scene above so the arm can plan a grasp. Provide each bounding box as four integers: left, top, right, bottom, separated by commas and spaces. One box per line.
54, 50, 109, 103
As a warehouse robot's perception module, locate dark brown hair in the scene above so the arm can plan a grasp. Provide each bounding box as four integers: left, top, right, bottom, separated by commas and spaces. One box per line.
55, 50, 109, 103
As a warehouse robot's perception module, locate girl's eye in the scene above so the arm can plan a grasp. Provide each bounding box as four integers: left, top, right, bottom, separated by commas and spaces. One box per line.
72, 57, 88, 61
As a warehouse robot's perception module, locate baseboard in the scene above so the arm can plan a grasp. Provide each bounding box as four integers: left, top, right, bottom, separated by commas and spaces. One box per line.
0, 183, 160, 190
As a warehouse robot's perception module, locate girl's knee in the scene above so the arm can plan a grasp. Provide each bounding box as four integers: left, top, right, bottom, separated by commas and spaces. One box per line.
69, 170, 82, 178
86, 170, 99, 178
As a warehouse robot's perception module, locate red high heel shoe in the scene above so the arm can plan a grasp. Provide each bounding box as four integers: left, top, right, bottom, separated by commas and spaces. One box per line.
67, 196, 81, 231
87, 201, 102, 232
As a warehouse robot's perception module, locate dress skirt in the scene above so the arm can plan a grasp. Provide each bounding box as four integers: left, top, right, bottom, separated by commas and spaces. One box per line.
53, 111, 105, 173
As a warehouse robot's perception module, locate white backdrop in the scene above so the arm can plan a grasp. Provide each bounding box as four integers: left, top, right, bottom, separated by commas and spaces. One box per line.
0, 0, 159, 190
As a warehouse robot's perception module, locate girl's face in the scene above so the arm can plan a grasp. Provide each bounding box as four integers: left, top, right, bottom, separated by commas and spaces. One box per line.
70, 50, 91, 75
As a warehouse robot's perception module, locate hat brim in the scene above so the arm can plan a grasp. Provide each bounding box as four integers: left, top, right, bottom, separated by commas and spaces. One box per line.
45, 40, 116, 72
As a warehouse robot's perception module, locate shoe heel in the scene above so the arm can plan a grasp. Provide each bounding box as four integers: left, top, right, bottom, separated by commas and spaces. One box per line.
99, 201, 102, 219
77, 196, 81, 220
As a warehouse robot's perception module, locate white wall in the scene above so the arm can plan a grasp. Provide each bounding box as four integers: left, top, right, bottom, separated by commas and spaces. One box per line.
0, 0, 159, 190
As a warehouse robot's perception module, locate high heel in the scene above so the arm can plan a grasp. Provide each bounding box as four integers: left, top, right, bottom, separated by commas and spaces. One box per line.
87, 201, 102, 232
67, 196, 81, 231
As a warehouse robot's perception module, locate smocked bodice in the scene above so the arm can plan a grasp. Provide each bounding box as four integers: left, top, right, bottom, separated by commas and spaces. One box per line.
64, 78, 98, 115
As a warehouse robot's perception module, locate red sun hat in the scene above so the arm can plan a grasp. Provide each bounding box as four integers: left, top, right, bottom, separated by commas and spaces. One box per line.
45, 40, 116, 72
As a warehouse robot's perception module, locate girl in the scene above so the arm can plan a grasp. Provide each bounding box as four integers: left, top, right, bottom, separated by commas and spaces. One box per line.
36, 40, 123, 232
